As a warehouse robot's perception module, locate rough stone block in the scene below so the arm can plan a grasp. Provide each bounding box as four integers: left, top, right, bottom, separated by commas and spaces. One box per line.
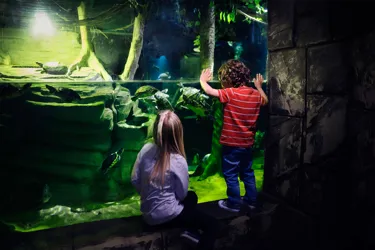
348, 109, 375, 173
268, 0, 294, 50
265, 116, 302, 180
295, 0, 331, 46
214, 216, 251, 249
351, 30, 375, 110
267, 169, 302, 206
300, 147, 349, 215
307, 43, 350, 94
269, 49, 306, 116
304, 95, 347, 164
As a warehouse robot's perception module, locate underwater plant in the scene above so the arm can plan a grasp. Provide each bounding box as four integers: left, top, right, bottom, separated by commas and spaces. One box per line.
253, 131, 265, 152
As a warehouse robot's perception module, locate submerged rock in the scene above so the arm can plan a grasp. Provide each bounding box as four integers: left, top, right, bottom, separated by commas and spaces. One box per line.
45, 84, 81, 102
131, 85, 159, 102
113, 86, 132, 121
0, 82, 32, 101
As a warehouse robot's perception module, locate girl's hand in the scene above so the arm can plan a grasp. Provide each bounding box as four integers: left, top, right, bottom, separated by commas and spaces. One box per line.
253, 73, 264, 89
200, 69, 213, 82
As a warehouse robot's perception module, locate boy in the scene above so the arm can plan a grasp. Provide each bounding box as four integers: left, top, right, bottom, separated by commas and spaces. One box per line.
199, 59, 268, 212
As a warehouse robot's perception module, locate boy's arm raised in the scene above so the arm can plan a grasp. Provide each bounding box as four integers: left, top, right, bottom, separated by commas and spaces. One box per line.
254, 73, 268, 106
257, 86, 269, 106
200, 69, 219, 97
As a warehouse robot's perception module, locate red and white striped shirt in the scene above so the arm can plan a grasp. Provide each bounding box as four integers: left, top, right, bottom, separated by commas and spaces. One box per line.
218, 86, 262, 148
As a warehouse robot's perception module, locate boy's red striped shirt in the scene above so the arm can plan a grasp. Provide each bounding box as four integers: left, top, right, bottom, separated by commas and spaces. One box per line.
218, 86, 262, 148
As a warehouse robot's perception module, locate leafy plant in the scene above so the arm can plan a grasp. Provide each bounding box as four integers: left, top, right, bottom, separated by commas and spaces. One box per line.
253, 131, 265, 151
218, 0, 267, 24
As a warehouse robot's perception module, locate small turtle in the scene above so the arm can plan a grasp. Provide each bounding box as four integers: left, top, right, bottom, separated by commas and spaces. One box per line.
189, 154, 210, 177
0, 83, 32, 101
100, 148, 125, 175
157, 72, 171, 80
36, 62, 68, 75
46, 85, 81, 102
131, 85, 160, 102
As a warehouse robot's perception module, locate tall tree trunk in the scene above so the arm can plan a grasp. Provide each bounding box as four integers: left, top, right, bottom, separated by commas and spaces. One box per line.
198, 1, 222, 180
120, 10, 145, 80
68, 1, 112, 81
199, 0, 215, 71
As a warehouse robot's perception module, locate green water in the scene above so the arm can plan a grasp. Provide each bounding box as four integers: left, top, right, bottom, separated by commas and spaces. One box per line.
0, 81, 265, 232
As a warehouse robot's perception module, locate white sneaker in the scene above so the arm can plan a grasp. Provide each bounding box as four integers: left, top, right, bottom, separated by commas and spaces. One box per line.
180, 231, 200, 244
218, 200, 240, 213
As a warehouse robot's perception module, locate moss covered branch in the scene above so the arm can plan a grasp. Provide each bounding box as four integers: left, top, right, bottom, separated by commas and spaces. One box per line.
120, 9, 145, 80
67, 1, 112, 81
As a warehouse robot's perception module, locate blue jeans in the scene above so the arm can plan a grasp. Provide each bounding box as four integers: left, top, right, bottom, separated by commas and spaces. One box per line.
222, 145, 257, 209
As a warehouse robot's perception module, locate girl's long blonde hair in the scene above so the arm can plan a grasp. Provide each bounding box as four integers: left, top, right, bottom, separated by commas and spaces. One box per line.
150, 110, 186, 186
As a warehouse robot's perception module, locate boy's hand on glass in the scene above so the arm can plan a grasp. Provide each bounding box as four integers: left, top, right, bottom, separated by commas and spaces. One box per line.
253, 73, 264, 89
200, 69, 212, 82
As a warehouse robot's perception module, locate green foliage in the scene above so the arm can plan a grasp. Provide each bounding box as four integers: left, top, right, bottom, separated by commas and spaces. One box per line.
253, 131, 265, 151
181, 0, 268, 52
193, 35, 200, 47
219, 8, 236, 24
218, 0, 267, 24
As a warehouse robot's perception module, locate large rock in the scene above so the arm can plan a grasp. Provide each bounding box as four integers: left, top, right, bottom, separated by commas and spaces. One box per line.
268, 0, 294, 51
25, 100, 108, 124
113, 86, 132, 121
114, 121, 149, 151
15, 143, 105, 168
307, 43, 350, 94
29, 115, 114, 136
14, 159, 96, 183
304, 95, 347, 164
27, 84, 115, 105
24, 129, 112, 153
265, 116, 302, 181
269, 49, 306, 116
351, 30, 375, 110
295, 0, 331, 46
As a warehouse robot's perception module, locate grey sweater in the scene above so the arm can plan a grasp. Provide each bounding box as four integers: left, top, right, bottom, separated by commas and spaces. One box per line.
131, 143, 189, 225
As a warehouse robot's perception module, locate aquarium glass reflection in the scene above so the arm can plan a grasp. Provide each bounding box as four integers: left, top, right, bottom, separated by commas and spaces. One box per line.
0, 0, 268, 232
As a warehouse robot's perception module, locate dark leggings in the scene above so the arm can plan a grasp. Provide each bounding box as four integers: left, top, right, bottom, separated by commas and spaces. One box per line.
161, 191, 219, 250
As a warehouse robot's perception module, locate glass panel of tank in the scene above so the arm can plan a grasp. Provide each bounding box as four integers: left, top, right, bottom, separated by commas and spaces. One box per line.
0, 0, 268, 232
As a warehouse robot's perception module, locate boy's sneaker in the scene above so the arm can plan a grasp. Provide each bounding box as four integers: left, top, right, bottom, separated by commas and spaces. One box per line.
218, 200, 240, 213
180, 230, 200, 244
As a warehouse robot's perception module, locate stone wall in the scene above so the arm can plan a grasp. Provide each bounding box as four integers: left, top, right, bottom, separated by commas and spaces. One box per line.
265, 0, 375, 248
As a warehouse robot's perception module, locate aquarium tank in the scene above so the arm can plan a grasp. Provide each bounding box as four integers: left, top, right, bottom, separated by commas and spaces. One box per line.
0, 0, 268, 232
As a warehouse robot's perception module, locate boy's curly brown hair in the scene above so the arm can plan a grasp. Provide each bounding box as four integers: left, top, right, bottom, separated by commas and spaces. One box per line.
218, 59, 251, 88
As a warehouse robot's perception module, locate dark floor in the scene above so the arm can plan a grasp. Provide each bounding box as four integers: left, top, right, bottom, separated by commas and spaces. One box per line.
1, 194, 318, 250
